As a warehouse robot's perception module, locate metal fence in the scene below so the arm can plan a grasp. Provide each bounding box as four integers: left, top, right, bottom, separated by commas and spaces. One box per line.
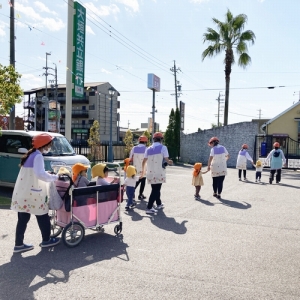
72, 144, 126, 163
254, 135, 300, 169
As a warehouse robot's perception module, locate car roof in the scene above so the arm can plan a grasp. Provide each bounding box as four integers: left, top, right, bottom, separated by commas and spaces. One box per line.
0, 130, 63, 137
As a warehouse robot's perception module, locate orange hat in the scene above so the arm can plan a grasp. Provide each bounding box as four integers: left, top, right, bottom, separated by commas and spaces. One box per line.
208, 137, 219, 146
153, 132, 163, 139
193, 163, 202, 177
138, 136, 148, 142
72, 163, 88, 182
32, 133, 54, 149
124, 158, 131, 172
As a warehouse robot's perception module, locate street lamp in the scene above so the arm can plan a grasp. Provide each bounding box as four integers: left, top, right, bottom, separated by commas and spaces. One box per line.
108, 87, 115, 162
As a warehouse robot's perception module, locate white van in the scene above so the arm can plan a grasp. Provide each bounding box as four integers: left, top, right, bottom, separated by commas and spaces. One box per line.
0, 130, 90, 187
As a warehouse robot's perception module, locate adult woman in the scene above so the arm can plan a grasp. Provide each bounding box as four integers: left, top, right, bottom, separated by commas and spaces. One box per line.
11, 133, 60, 253
207, 137, 230, 199
265, 142, 286, 184
236, 144, 254, 181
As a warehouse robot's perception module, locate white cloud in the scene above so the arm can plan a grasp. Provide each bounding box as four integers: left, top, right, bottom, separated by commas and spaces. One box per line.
34, 1, 58, 16
190, 0, 210, 3
20, 73, 43, 85
14, 3, 65, 31
101, 68, 112, 74
86, 25, 95, 35
84, 2, 120, 17
115, 0, 139, 12
0, 21, 7, 37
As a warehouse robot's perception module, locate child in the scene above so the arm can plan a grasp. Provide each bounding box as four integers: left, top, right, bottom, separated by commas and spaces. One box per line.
192, 163, 208, 200
91, 163, 119, 185
123, 165, 139, 210
254, 160, 263, 182
236, 144, 254, 181
72, 163, 90, 187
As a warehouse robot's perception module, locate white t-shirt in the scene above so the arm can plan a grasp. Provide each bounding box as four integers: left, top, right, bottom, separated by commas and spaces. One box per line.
124, 176, 139, 187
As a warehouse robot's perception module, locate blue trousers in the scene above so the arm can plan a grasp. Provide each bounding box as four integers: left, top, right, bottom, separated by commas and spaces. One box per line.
126, 186, 135, 206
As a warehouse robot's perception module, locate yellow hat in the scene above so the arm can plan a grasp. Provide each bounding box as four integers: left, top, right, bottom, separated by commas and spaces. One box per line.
91, 163, 107, 178
57, 167, 71, 176
256, 160, 262, 167
126, 165, 136, 177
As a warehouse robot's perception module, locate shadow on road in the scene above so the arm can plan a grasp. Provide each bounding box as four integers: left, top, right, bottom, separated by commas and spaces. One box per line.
150, 210, 188, 235
277, 183, 300, 189
195, 198, 214, 206
0, 233, 129, 300
218, 198, 252, 210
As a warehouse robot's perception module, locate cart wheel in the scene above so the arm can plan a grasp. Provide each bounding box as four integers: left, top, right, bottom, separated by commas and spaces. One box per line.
49, 211, 63, 238
114, 224, 122, 235
62, 222, 85, 248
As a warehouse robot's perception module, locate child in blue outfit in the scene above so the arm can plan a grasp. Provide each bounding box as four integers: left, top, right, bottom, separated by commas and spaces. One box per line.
124, 166, 139, 210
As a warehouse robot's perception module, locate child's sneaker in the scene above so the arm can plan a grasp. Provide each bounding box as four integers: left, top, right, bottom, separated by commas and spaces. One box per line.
130, 203, 136, 208
138, 194, 146, 200
239, 178, 242, 181
146, 207, 157, 214
13, 243, 34, 253
39, 237, 60, 248
125, 206, 129, 211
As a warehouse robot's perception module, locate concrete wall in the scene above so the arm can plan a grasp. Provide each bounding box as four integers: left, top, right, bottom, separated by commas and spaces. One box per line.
180, 121, 259, 168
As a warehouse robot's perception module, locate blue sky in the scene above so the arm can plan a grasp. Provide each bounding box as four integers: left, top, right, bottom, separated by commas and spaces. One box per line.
0, 0, 300, 132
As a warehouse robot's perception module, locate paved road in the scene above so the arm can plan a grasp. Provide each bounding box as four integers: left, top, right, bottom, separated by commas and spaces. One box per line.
0, 166, 299, 300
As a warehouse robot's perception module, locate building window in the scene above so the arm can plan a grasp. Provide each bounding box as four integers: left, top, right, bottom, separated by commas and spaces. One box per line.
89, 91, 95, 96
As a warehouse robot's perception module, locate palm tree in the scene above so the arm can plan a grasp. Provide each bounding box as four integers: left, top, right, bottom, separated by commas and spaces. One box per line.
202, 9, 256, 125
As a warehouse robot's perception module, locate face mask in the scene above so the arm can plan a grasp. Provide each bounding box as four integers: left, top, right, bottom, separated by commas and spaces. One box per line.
43, 148, 51, 154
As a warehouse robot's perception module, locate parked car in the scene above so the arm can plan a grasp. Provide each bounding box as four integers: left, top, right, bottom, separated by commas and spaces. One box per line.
0, 130, 91, 187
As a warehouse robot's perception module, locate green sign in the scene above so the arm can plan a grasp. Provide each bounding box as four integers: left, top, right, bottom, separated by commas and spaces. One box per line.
73, 129, 88, 133
72, 2, 86, 98
48, 110, 61, 120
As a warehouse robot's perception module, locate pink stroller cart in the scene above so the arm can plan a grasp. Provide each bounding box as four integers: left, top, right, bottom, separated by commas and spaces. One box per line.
49, 163, 123, 248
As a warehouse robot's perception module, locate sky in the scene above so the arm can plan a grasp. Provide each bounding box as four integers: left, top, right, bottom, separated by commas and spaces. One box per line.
0, 0, 300, 133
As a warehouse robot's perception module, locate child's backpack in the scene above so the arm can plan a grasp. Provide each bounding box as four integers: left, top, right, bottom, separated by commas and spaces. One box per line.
55, 174, 73, 212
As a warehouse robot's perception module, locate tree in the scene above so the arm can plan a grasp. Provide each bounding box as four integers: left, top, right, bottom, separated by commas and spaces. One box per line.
211, 122, 223, 128
0, 64, 23, 116
142, 130, 151, 147
202, 9, 255, 125
174, 108, 181, 160
87, 120, 102, 163
124, 129, 133, 158
164, 109, 177, 160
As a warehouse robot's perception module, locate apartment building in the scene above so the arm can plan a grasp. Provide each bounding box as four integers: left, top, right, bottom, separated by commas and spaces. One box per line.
23, 82, 120, 142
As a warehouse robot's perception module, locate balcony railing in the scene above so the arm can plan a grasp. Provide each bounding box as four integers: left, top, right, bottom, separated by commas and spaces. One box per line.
31, 96, 89, 103
60, 124, 91, 129
61, 110, 89, 118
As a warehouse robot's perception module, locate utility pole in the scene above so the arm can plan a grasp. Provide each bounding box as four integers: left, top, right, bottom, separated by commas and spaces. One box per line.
9, 0, 15, 130
257, 109, 262, 119
170, 60, 181, 109
216, 92, 224, 126
43, 52, 51, 131
48, 63, 58, 132
128, 120, 130, 129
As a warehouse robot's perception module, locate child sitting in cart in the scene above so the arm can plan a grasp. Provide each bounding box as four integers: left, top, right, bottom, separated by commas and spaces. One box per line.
91, 163, 119, 185
72, 163, 90, 187
124, 165, 139, 210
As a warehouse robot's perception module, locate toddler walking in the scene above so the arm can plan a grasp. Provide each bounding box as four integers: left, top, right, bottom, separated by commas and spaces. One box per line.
255, 160, 263, 182
124, 166, 139, 210
192, 163, 208, 200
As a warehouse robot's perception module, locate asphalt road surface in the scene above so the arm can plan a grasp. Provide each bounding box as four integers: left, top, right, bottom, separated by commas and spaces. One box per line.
0, 166, 299, 300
